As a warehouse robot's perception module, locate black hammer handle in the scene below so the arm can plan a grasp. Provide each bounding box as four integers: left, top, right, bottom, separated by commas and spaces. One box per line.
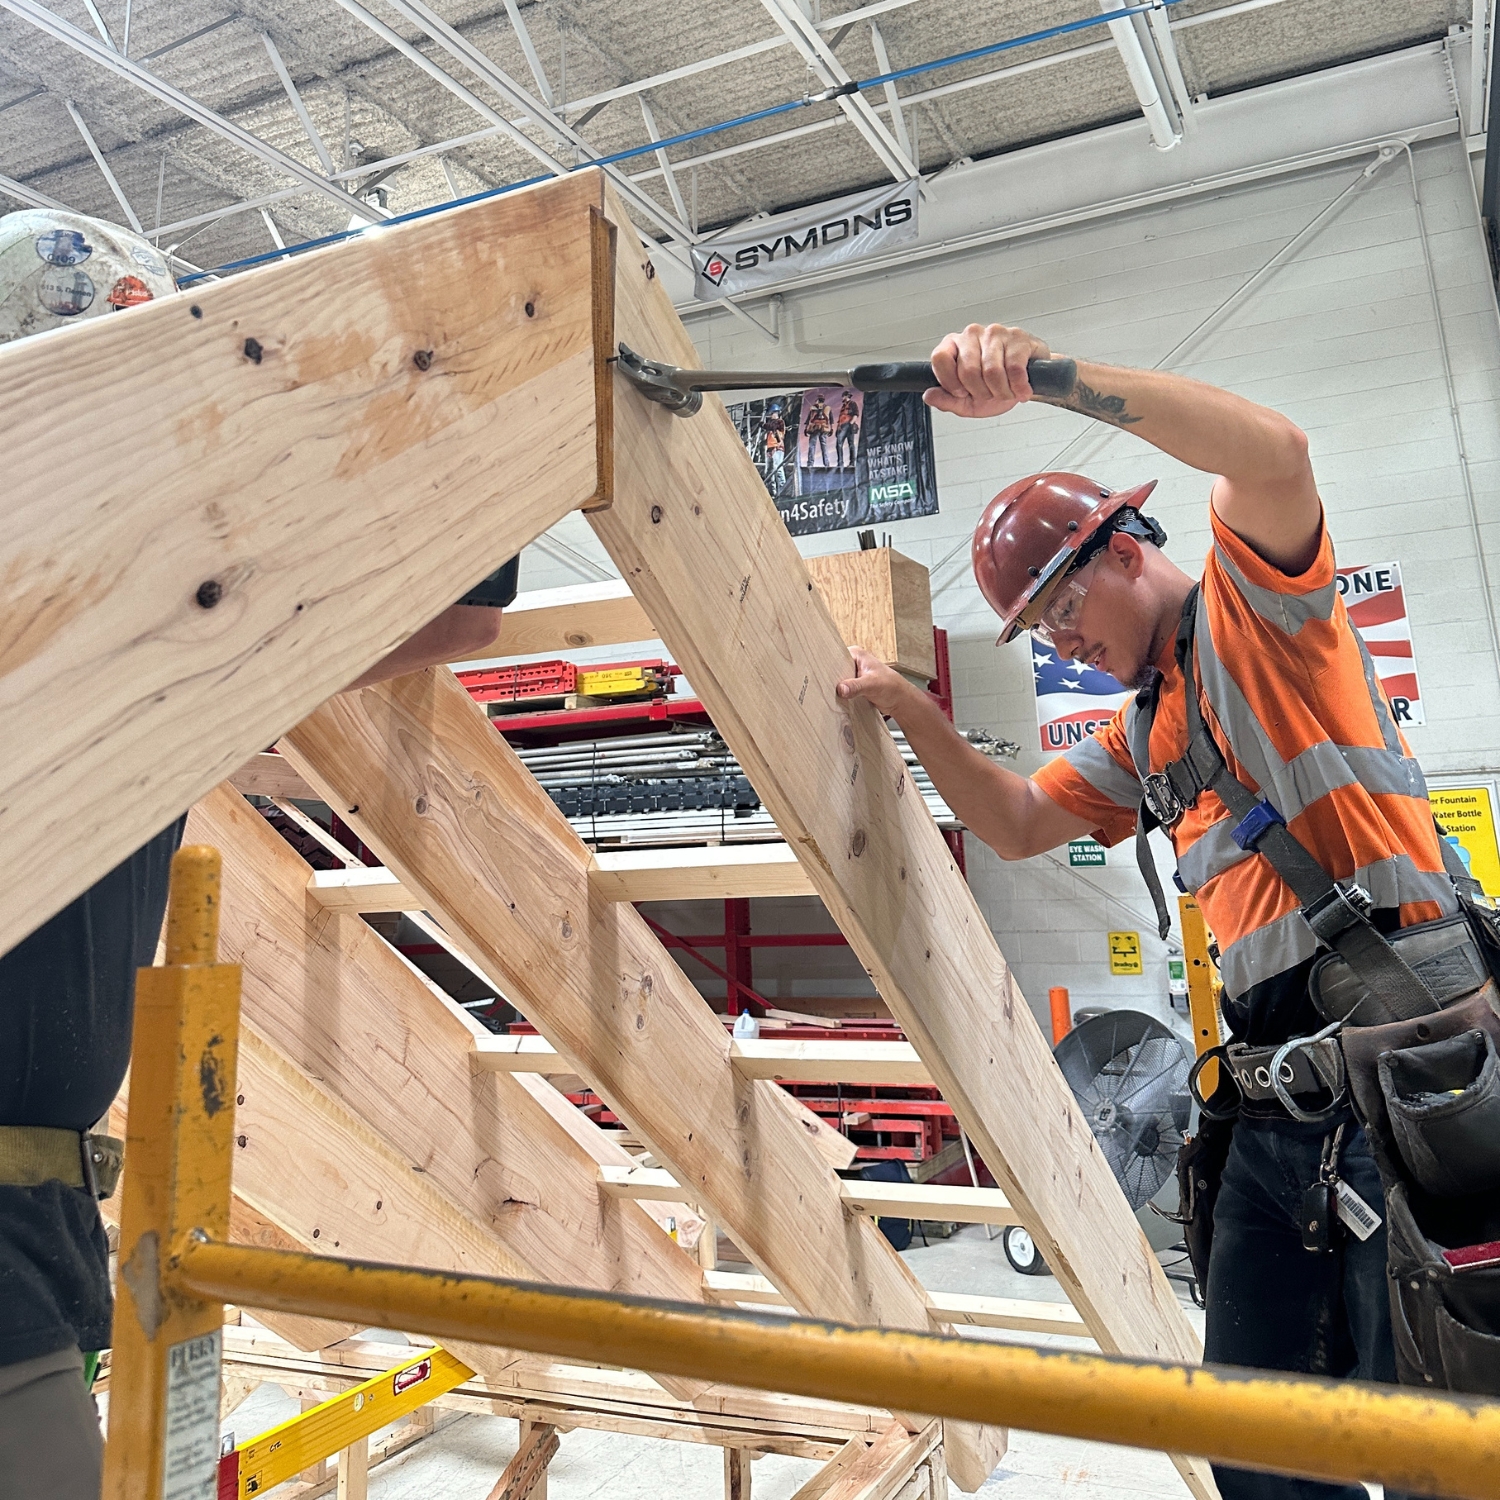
850, 356, 1077, 400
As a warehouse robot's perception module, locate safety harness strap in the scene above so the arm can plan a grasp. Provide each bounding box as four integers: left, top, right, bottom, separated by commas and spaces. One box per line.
1135, 585, 1440, 1021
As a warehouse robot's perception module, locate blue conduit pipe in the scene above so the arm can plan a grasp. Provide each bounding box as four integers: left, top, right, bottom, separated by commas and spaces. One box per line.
177, 0, 1183, 286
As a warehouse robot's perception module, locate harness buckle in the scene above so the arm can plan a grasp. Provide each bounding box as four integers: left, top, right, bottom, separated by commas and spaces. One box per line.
1270, 1021, 1348, 1125
1305, 880, 1374, 942
1230, 798, 1285, 851
1142, 771, 1186, 828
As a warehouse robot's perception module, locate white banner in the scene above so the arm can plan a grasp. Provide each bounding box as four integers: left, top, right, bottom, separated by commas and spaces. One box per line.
692, 180, 919, 301
1336, 560, 1424, 726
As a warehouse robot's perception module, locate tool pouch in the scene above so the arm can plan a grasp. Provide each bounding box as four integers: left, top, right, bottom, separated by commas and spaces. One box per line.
1173, 1114, 1234, 1291
1386, 1182, 1500, 1395
1309, 912, 1493, 1028
1340, 990, 1500, 1395
1378, 1030, 1500, 1198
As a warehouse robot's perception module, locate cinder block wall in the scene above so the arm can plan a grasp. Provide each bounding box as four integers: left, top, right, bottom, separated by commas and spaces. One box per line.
507, 137, 1500, 1031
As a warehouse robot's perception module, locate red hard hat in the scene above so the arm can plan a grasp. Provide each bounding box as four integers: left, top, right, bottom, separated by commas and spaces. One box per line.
971, 471, 1158, 643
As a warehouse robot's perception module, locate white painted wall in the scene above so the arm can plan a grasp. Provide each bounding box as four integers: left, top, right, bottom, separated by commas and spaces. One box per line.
502, 123, 1500, 1034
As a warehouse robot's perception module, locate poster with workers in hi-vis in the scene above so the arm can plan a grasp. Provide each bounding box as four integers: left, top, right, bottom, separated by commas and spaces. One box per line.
1032, 557, 1424, 749
727, 387, 939, 537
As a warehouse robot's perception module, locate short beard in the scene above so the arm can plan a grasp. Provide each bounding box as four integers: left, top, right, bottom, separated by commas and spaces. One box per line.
1122, 660, 1159, 692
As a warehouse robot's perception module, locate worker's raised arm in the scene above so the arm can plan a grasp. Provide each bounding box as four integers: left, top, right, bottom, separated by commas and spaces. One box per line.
926, 324, 1322, 575
836, 649, 1093, 859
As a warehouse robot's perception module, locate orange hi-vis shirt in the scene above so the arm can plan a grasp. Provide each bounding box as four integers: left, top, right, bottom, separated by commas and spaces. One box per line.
1033, 507, 1454, 1003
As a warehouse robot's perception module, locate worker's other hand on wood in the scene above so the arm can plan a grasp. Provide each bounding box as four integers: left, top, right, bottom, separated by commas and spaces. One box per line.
344, 603, 503, 691
835, 647, 924, 717
924, 323, 1052, 418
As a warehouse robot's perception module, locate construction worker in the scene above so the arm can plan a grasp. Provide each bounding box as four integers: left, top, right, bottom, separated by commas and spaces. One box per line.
0, 207, 510, 1498
835, 389, 861, 468
837, 322, 1463, 1500
762, 399, 788, 494
803, 392, 834, 468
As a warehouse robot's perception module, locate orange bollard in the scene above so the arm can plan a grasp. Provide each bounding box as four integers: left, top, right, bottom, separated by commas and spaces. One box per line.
1048, 987, 1072, 1045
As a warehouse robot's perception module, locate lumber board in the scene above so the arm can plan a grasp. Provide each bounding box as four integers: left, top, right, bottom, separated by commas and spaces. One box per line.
222, 1331, 889, 1455
277, 669, 985, 1475
839, 1181, 1012, 1226
820, 1423, 941, 1500
471, 1034, 931, 1087
231, 751, 318, 801
100, 1085, 357, 1355
589, 843, 815, 902
803, 550, 937, 682
0, 170, 616, 957
605, 1170, 1010, 1225
587, 185, 1207, 1499
307, 866, 418, 913
187, 785, 711, 1330
729, 1040, 929, 1085
704, 1271, 1089, 1338
489, 579, 656, 655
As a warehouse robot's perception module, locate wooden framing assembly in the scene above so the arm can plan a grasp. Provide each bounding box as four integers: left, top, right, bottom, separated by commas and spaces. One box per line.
0, 171, 619, 958
15, 169, 1219, 1497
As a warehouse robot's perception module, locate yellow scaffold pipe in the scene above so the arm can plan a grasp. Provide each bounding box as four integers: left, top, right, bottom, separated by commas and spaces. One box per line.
173, 1236, 1500, 1500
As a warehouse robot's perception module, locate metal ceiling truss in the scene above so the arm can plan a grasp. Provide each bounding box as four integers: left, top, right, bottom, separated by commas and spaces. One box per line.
0, 0, 1304, 292
0, 0, 386, 225
757, 0, 917, 182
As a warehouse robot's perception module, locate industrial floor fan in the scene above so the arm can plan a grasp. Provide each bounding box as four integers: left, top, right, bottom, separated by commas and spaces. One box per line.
1003, 1011, 1196, 1300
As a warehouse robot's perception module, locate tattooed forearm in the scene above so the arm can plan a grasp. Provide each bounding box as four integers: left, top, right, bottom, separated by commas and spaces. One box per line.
1042, 378, 1144, 428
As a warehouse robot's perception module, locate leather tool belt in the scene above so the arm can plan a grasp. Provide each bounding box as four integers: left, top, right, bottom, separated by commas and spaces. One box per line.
0, 1125, 123, 1200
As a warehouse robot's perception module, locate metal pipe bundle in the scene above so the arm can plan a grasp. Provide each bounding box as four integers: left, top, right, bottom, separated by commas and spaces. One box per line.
510, 727, 962, 847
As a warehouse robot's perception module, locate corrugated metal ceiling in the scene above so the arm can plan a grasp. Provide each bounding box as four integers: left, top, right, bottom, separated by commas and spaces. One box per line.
0, 0, 1469, 276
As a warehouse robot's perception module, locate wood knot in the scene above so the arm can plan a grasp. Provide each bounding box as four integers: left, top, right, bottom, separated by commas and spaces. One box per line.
851, 829, 866, 857
242, 337, 263, 363
412, 348, 434, 370
414, 796, 428, 815
195, 579, 222, 609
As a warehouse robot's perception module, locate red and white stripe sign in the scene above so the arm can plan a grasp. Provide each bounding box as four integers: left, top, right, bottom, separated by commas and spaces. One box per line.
1336, 561, 1423, 727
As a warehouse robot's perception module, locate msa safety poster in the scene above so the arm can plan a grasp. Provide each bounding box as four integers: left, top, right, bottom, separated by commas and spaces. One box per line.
727, 387, 939, 537
1335, 561, 1424, 725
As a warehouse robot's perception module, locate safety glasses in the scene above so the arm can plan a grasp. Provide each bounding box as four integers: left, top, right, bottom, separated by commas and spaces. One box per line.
1026, 555, 1101, 648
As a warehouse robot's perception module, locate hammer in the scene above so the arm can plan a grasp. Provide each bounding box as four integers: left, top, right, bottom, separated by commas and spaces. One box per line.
616, 343, 1077, 418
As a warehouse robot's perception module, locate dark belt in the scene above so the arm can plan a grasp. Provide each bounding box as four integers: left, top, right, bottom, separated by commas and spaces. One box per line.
0, 1126, 123, 1200
1225, 1033, 1347, 1121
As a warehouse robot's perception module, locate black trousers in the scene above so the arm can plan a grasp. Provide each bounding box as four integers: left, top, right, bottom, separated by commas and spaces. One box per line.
1204, 1116, 1395, 1500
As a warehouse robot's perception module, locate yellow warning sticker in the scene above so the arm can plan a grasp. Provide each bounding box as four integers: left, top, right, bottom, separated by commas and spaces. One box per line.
1108, 930, 1142, 976
1430, 786, 1500, 899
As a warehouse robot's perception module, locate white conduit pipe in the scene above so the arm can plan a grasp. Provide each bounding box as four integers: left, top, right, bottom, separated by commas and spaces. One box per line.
1099, 0, 1179, 151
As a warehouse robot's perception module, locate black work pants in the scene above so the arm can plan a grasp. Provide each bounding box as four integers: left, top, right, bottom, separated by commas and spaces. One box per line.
1203, 1116, 1395, 1500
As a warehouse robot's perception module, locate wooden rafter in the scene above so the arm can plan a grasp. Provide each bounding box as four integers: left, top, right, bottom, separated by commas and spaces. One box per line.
277, 671, 1006, 1489
187, 783, 713, 1399
0, 171, 612, 956
585, 184, 1215, 1500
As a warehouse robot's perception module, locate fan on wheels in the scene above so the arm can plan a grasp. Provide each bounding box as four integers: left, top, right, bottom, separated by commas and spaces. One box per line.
1054, 1009, 1192, 1210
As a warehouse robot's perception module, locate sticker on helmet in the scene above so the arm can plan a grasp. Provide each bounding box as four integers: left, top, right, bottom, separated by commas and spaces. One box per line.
35, 229, 92, 266
108, 275, 154, 309
129, 244, 168, 277
38, 267, 96, 316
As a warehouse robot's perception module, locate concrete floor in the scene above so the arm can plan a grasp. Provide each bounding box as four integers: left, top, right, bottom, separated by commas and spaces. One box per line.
234, 1225, 1210, 1499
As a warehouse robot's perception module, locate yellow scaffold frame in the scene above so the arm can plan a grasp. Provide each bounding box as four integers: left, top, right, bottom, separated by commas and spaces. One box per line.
104, 847, 1500, 1500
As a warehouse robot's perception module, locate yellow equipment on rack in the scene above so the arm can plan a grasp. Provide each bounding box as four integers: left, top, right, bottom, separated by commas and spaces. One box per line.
103, 847, 1500, 1500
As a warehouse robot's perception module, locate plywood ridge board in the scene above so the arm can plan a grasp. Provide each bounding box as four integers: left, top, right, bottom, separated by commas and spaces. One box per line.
0, 167, 615, 957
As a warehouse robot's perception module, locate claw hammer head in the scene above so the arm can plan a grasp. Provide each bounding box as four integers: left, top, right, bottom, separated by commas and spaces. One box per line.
616, 343, 703, 417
